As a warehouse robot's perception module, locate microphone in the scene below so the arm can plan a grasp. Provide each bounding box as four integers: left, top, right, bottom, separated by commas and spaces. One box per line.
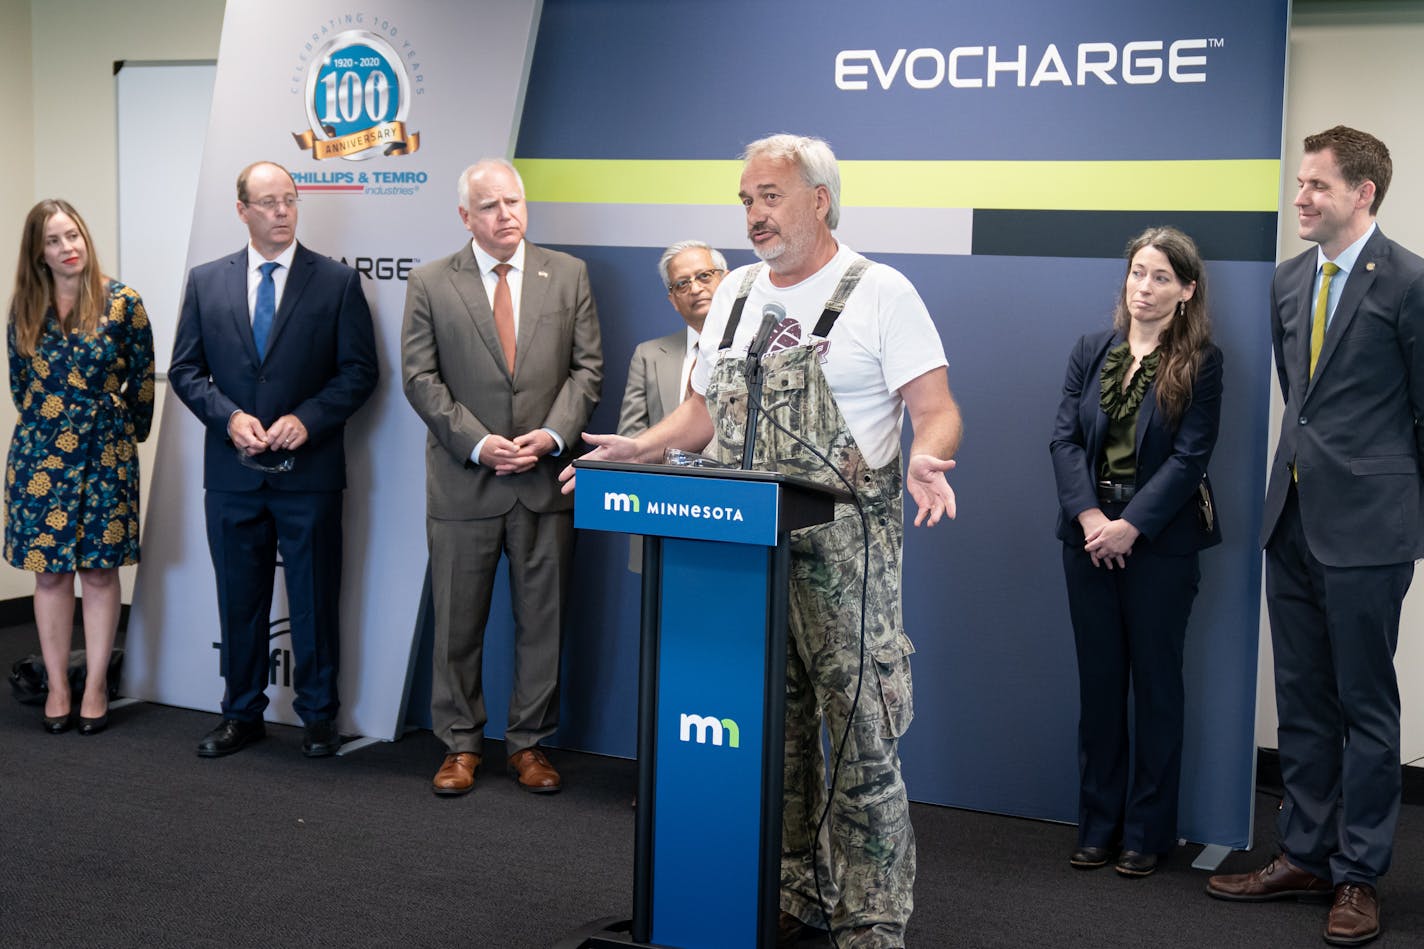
741, 302, 784, 469
747, 302, 784, 363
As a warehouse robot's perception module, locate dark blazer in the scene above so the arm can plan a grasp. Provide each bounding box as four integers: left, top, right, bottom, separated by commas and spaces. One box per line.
169, 242, 378, 493
1261, 228, 1424, 566
617, 329, 686, 437
1051, 329, 1223, 555
401, 241, 603, 520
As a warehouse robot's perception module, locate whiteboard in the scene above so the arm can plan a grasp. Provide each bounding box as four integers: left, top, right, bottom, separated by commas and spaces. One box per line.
116, 61, 217, 374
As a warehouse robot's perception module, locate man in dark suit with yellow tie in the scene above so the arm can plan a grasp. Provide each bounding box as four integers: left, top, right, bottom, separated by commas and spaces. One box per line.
1209, 127, 1424, 947
401, 158, 602, 797
170, 160, 378, 760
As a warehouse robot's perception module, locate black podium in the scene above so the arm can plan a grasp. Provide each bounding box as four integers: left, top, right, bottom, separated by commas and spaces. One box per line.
564, 460, 845, 949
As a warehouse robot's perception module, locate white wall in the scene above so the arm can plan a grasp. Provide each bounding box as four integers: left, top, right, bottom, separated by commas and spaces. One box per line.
1257, 1, 1424, 765
0, 0, 36, 600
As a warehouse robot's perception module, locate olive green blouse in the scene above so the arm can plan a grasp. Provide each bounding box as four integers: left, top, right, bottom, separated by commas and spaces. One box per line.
1098, 341, 1161, 482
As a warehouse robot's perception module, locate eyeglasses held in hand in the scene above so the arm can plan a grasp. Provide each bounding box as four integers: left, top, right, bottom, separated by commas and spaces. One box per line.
236, 449, 296, 474
669, 268, 725, 295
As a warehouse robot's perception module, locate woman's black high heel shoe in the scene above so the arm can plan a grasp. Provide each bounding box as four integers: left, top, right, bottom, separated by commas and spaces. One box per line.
78, 713, 108, 736
42, 710, 74, 734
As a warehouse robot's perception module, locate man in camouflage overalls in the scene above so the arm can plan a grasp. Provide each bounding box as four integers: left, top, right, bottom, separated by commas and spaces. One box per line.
569, 134, 962, 949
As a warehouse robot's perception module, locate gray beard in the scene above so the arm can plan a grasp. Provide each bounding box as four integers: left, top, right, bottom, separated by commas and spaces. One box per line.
752, 230, 807, 271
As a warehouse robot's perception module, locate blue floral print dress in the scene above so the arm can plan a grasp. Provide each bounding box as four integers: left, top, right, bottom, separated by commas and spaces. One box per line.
4, 280, 155, 572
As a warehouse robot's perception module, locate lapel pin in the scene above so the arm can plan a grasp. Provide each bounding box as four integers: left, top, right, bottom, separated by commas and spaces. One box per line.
538, 270, 549, 278
1366, 262, 1376, 272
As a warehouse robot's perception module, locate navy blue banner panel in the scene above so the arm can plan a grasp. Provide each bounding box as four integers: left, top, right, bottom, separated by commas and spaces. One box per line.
511, 0, 1289, 852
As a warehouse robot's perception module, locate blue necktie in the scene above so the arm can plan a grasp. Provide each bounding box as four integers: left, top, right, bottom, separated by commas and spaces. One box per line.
253, 261, 279, 358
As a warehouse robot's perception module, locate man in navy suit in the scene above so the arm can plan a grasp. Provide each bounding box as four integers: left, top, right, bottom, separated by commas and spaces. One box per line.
1209, 127, 1424, 946
169, 160, 378, 760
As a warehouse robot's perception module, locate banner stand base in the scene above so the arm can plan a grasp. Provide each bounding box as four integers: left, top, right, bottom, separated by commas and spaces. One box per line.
1191, 843, 1232, 871
334, 735, 382, 757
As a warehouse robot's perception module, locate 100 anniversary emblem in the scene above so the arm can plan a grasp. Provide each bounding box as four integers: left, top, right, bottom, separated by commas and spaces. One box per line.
293, 30, 420, 161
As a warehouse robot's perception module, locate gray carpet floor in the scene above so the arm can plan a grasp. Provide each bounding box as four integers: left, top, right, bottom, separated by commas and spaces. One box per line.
2, 620, 1421, 948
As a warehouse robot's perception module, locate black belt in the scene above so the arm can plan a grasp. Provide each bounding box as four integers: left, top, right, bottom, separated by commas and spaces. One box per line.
1097, 480, 1136, 503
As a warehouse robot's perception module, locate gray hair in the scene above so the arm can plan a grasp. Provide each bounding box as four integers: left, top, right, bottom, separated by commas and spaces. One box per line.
741, 134, 840, 230
457, 158, 525, 208
657, 240, 729, 289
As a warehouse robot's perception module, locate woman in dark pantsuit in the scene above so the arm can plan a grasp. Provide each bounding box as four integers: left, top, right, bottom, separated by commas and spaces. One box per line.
1050, 226, 1223, 877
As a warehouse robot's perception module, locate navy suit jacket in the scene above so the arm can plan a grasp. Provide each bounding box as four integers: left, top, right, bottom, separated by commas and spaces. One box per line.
1051, 329, 1223, 555
1261, 228, 1424, 566
169, 242, 378, 493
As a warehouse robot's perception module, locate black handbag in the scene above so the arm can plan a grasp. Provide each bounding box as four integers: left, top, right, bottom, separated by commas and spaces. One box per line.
8, 649, 124, 705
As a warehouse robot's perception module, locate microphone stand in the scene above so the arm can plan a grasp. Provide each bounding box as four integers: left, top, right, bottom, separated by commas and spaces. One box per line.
741, 349, 766, 470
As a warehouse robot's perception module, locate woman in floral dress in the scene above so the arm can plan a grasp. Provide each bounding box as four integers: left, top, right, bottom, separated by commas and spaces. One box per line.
6, 199, 154, 734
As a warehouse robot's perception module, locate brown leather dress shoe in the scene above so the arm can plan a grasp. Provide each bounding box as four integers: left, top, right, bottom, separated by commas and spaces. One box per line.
432, 752, 480, 796
1325, 883, 1380, 946
1206, 854, 1332, 902
507, 748, 561, 793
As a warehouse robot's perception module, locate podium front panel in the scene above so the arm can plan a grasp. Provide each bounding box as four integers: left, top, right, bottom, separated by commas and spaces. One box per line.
651, 536, 772, 948
574, 467, 780, 545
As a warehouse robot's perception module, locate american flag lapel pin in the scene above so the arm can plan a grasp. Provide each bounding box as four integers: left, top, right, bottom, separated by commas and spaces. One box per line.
1366, 262, 1376, 272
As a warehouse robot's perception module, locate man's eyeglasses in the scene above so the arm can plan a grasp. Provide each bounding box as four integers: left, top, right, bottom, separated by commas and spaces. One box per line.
245, 195, 301, 212
668, 268, 725, 295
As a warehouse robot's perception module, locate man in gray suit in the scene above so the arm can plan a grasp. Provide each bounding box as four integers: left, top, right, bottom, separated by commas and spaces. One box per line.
616, 240, 727, 438
401, 158, 602, 797
615, 241, 727, 572
1208, 126, 1424, 947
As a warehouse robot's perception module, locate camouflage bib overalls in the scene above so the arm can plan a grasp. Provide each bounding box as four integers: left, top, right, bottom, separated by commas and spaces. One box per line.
705, 263, 916, 947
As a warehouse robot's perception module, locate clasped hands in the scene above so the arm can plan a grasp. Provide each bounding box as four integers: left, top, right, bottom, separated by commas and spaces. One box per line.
229, 411, 307, 456
482, 429, 558, 475
1078, 509, 1140, 569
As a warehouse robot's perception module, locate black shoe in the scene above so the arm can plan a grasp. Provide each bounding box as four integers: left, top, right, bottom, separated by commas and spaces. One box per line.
197, 718, 265, 757
1070, 845, 1114, 869
42, 711, 74, 734
1115, 850, 1159, 877
302, 720, 342, 758
78, 714, 109, 736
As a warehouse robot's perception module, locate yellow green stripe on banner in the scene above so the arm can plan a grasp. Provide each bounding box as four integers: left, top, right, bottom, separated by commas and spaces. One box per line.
514, 159, 1281, 212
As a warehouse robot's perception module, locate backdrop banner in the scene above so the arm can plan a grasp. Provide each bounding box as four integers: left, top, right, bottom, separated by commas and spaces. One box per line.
123, 0, 544, 742
125, 0, 1286, 851
515, 0, 1287, 850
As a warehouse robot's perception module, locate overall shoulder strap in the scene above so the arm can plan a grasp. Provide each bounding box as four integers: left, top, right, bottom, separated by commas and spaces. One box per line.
811, 258, 872, 338
718, 264, 765, 350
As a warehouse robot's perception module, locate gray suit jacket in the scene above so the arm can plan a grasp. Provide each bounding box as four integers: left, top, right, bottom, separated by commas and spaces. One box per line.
1261, 227, 1424, 566
617, 329, 687, 437
401, 241, 602, 519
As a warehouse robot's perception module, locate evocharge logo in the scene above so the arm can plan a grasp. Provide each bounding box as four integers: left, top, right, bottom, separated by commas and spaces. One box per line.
835, 37, 1220, 91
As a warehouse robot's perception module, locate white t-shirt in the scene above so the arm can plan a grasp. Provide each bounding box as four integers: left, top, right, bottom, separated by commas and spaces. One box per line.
691, 244, 947, 469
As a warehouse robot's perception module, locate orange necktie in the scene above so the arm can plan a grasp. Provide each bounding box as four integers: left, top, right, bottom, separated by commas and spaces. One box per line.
493, 262, 516, 371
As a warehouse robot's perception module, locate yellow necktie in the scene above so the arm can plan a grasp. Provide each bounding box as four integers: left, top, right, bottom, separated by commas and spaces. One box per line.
1309, 261, 1340, 377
